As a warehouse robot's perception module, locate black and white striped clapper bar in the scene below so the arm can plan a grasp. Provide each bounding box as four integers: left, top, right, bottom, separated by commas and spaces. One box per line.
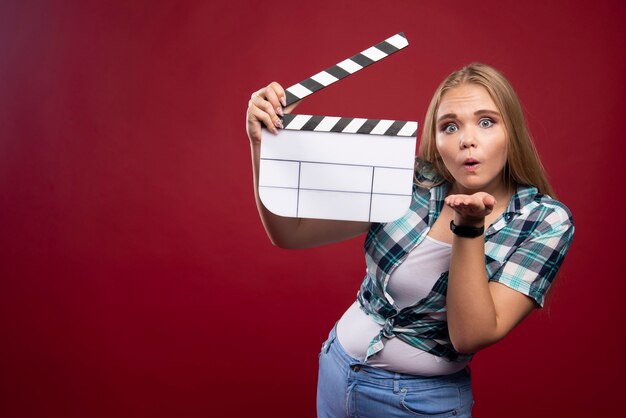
283, 33, 409, 106
259, 32, 418, 223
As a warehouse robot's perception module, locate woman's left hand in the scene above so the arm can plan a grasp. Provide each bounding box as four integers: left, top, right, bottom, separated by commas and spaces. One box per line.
445, 192, 496, 225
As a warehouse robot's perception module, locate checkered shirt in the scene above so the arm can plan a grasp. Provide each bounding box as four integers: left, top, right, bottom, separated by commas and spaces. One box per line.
356, 172, 575, 363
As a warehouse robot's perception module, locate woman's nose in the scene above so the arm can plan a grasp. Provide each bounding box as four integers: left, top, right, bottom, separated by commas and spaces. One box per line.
459, 132, 476, 149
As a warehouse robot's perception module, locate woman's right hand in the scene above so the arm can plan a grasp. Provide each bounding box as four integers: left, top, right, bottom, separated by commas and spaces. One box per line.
246, 82, 371, 249
246, 82, 298, 145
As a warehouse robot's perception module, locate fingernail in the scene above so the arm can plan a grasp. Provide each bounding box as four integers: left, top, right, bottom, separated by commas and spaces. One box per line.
280, 96, 286, 107
276, 106, 284, 117
274, 118, 283, 129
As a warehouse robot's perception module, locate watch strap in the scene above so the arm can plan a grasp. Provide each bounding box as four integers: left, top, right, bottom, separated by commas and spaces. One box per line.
450, 220, 484, 238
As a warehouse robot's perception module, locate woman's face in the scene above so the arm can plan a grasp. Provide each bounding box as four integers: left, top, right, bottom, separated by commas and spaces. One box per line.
435, 83, 508, 195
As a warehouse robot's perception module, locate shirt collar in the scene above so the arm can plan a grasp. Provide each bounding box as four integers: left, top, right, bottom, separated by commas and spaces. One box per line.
488, 185, 538, 235
428, 182, 451, 226
508, 184, 539, 214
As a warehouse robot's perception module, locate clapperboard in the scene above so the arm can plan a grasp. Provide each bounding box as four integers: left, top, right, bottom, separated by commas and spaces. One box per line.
259, 33, 417, 223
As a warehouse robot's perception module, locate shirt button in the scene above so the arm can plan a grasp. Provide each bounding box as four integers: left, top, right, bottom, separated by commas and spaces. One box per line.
350, 365, 361, 372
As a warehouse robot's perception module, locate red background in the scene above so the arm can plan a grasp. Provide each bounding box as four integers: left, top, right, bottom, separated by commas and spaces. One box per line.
1, 1, 624, 417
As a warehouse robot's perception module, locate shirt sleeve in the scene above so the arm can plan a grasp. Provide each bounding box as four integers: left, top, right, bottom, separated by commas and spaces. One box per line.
488, 202, 575, 307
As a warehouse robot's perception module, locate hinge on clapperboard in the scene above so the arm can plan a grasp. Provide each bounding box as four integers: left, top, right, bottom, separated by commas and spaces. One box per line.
259, 33, 417, 223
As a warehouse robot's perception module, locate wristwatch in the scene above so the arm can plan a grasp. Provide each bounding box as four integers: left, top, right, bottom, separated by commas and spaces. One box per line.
450, 220, 484, 238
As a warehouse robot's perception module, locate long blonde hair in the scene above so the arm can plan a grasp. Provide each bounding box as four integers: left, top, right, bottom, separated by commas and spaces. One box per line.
418, 63, 555, 197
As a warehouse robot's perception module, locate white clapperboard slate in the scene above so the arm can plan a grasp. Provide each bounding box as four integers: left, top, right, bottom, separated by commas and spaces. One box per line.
259, 33, 417, 223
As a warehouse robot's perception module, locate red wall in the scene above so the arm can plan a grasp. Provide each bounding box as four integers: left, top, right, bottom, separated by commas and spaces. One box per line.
1, 1, 624, 416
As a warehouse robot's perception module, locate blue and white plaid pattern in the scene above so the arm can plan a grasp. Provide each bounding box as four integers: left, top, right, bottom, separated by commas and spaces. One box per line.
357, 172, 575, 362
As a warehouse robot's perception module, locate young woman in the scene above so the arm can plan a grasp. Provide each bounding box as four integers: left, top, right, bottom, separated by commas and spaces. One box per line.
246, 63, 574, 417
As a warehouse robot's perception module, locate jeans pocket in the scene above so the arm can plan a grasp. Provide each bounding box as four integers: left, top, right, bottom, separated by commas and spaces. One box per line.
399, 385, 462, 417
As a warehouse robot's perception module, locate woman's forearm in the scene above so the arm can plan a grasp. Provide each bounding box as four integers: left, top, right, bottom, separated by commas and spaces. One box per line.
444, 193, 536, 353
446, 234, 500, 353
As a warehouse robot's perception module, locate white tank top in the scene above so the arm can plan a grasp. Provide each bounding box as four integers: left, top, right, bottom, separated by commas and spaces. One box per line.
336, 235, 468, 376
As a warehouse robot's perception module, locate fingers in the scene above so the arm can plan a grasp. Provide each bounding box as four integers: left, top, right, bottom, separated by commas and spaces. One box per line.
260, 83, 285, 118
482, 194, 496, 209
249, 94, 283, 130
267, 81, 287, 110
247, 102, 276, 142
260, 82, 301, 116
445, 195, 479, 208
246, 82, 288, 143
266, 81, 301, 114
444, 192, 495, 209
251, 82, 287, 115
444, 192, 495, 225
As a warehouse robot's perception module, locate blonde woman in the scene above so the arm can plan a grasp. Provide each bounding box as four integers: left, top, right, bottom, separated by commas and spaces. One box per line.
246, 63, 574, 417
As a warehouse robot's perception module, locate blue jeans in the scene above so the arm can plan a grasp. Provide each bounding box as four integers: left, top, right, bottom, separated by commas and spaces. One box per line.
317, 325, 473, 417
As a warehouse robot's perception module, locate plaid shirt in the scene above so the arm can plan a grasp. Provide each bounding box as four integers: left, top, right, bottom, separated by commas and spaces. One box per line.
356, 172, 575, 363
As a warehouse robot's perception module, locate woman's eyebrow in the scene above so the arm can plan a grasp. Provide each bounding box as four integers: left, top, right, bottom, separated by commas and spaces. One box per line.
437, 109, 501, 123
474, 109, 501, 117
436, 113, 456, 123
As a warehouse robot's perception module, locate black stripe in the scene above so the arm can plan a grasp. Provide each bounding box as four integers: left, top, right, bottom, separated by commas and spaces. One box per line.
325, 65, 350, 79
357, 119, 380, 134
384, 121, 406, 136
281, 114, 297, 126
284, 33, 407, 107
299, 78, 325, 93
350, 53, 374, 68
284, 90, 300, 106
301, 115, 325, 130
283, 114, 417, 136
330, 117, 353, 132
374, 41, 398, 55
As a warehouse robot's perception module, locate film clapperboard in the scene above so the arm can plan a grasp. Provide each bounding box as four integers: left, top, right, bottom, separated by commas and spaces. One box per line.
259, 33, 417, 222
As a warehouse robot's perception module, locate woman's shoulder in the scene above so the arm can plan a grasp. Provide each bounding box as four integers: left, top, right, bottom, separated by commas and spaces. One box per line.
515, 185, 575, 233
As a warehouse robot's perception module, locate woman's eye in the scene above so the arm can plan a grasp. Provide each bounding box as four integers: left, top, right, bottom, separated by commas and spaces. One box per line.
479, 118, 494, 128
442, 123, 458, 134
